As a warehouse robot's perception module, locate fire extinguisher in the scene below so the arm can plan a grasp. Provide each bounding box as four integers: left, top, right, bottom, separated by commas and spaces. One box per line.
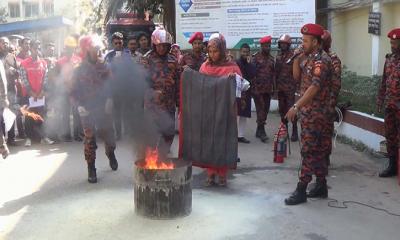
273, 123, 288, 163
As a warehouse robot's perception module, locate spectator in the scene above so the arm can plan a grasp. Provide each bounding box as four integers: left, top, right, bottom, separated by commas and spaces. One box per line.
136, 32, 151, 55
19, 40, 54, 147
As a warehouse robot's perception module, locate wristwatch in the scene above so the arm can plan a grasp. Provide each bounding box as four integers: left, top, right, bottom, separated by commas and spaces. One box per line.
293, 104, 299, 111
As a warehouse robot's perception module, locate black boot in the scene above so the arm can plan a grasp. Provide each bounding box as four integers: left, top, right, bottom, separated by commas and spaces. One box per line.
256, 125, 268, 142
255, 125, 262, 138
107, 151, 118, 171
291, 124, 298, 142
285, 182, 307, 205
307, 179, 328, 198
88, 163, 97, 183
379, 156, 398, 178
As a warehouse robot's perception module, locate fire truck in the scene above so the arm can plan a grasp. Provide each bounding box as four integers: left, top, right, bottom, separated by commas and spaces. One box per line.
105, 12, 156, 48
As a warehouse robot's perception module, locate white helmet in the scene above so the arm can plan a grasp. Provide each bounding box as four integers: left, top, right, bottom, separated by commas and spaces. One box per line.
151, 27, 173, 45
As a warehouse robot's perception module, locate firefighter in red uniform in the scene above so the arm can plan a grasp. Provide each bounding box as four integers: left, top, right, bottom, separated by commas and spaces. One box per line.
377, 28, 400, 178
275, 34, 298, 142
322, 30, 342, 166
251, 36, 275, 142
142, 28, 180, 156
71, 35, 118, 183
285, 24, 332, 205
180, 32, 206, 71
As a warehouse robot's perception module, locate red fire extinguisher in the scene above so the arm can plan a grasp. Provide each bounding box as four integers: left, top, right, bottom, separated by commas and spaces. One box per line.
273, 123, 288, 163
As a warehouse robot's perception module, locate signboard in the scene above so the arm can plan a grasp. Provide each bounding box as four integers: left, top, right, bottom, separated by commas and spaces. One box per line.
368, 12, 381, 35
175, 0, 316, 50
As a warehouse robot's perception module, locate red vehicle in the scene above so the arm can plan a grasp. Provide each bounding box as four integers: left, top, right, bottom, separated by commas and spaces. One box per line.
105, 12, 155, 47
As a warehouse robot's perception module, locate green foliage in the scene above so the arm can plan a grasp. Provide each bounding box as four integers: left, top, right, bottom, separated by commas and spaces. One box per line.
338, 66, 382, 117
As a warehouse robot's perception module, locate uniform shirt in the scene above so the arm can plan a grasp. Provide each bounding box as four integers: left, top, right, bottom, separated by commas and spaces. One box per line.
377, 53, 400, 108
143, 51, 180, 112
299, 49, 332, 116
180, 51, 206, 71
70, 60, 111, 110
251, 51, 275, 95
275, 49, 296, 93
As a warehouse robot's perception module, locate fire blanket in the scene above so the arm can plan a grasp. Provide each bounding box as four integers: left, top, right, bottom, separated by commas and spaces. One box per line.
180, 68, 238, 168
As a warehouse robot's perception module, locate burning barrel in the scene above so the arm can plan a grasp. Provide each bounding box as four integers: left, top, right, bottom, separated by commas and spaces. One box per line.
134, 149, 192, 219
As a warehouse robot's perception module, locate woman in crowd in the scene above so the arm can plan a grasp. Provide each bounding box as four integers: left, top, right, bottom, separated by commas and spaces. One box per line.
198, 33, 242, 186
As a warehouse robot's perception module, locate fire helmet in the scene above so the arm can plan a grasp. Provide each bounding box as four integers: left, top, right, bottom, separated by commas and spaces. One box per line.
64, 36, 78, 48
278, 34, 292, 44
151, 27, 173, 45
79, 35, 104, 58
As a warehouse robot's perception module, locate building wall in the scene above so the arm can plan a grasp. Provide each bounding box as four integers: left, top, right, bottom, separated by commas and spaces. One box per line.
330, 1, 400, 76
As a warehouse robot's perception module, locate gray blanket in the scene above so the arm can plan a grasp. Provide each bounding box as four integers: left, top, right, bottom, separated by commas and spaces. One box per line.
181, 68, 238, 168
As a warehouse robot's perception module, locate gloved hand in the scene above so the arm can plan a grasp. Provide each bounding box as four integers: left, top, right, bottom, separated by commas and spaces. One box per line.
105, 98, 113, 115
77, 106, 90, 117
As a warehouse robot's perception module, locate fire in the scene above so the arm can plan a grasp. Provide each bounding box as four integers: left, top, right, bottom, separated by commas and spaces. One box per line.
144, 148, 174, 170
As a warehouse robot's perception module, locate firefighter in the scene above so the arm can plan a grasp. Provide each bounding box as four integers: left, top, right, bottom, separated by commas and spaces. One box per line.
141, 28, 179, 156
71, 35, 118, 183
180, 32, 206, 71
377, 28, 400, 178
251, 36, 275, 142
322, 30, 342, 166
285, 24, 333, 205
275, 34, 298, 142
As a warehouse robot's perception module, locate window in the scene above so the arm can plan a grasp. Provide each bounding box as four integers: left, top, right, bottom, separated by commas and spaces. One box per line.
43, 0, 54, 16
24, 2, 39, 18
8, 3, 21, 18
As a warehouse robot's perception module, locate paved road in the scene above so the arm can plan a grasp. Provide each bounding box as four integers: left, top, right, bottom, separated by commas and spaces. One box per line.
0, 113, 399, 240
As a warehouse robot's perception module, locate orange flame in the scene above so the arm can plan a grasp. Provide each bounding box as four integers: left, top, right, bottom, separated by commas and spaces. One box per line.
144, 148, 174, 170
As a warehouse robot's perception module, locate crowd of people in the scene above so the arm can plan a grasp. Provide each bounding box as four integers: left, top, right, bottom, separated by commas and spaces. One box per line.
0, 23, 399, 206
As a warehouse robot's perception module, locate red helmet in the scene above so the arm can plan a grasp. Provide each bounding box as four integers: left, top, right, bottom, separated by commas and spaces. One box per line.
151, 27, 173, 45
322, 30, 332, 50
79, 35, 104, 58
278, 34, 292, 44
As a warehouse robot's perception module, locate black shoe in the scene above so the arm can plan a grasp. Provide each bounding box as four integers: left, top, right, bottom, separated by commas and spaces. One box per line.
255, 126, 261, 138
285, 182, 307, 205
88, 164, 97, 183
74, 136, 83, 142
7, 139, 17, 146
107, 152, 118, 171
256, 125, 268, 142
307, 179, 328, 198
379, 156, 398, 178
238, 137, 250, 144
63, 135, 73, 142
16, 134, 26, 140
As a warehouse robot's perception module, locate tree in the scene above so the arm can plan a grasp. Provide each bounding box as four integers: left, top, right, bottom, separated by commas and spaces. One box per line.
99, 0, 175, 36
0, 7, 8, 24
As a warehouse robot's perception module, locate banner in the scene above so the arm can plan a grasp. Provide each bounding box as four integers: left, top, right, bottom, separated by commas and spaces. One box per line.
175, 0, 315, 49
